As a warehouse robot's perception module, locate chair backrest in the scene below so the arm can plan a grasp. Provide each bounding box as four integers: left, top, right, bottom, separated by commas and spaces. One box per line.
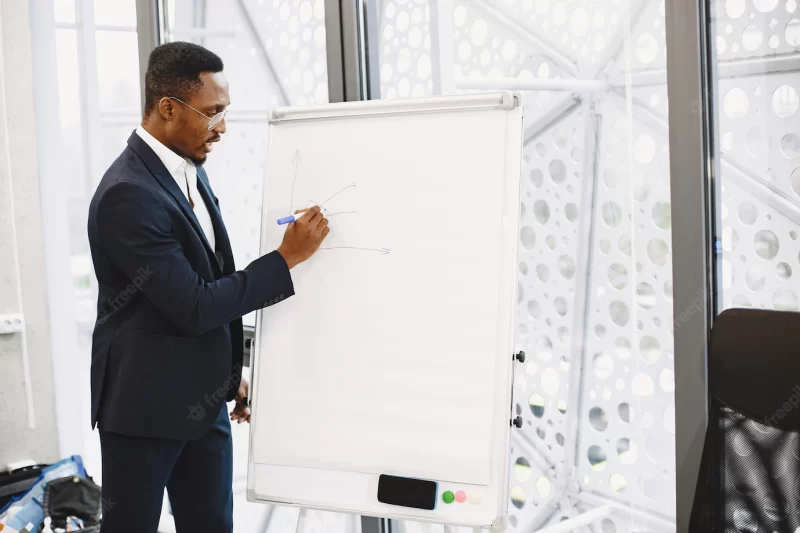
691, 308, 800, 533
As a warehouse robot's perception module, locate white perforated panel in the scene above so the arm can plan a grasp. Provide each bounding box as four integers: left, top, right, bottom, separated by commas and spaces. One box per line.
379, 0, 434, 98
718, 74, 800, 211
185, 0, 329, 107
450, 0, 575, 125
514, 108, 586, 469
609, 0, 667, 75
451, 2, 563, 83
714, 71, 800, 313
719, 180, 800, 311
713, 0, 800, 60
376, 1, 679, 531
379, 0, 578, 125
577, 96, 675, 513
509, 107, 586, 531
480, 0, 625, 70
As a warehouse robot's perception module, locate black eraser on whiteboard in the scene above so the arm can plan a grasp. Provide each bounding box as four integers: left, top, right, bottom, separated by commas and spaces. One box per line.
377, 475, 437, 510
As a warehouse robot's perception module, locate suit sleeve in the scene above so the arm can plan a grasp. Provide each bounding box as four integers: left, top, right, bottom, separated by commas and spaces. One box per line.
96, 181, 294, 336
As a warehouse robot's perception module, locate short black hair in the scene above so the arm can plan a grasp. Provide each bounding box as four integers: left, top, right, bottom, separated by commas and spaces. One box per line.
144, 42, 224, 117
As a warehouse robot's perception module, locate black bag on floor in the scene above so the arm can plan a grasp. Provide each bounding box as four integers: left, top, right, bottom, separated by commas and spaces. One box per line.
42, 475, 102, 531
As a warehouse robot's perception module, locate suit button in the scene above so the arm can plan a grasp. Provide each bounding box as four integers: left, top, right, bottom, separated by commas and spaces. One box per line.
263, 300, 269, 307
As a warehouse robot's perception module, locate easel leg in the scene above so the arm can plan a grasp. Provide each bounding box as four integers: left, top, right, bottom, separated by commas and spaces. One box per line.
295, 508, 308, 533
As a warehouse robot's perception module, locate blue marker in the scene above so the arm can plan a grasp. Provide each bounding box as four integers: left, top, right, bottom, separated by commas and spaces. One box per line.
278, 202, 326, 225
277, 209, 323, 225
277, 212, 305, 225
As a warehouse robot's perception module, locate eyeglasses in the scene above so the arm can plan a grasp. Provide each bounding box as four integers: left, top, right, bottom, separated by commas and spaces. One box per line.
168, 96, 228, 130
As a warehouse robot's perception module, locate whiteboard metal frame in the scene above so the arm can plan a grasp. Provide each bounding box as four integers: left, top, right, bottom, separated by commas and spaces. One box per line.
247, 92, 524, 530
269, 92, 519, 122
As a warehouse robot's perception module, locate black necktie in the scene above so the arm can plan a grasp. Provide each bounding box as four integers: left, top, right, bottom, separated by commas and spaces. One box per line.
184, 170, 195, 209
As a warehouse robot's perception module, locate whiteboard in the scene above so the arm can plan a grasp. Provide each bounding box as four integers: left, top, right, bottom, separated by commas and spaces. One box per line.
248, 92, 523, 529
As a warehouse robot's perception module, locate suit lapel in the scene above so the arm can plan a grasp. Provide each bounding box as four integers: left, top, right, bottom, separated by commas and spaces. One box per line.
127, 132, 222, 276
196, 167, 235, 275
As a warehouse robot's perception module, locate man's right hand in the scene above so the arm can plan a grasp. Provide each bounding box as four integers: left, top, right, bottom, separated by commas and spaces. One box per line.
277, 206, 330, 269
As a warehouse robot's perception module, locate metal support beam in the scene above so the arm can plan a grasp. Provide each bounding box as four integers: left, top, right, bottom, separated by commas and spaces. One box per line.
713, 52, 800, 79
523, 95, 581, 146
522, 442, 560, 478
607, 69, 666, 89
135, 0, 161, 116
192, 0, 207, 47
361, 516, 390, 533
430, 0, 455, 95
324, 0, 380, 103
533, 506, 610, 533
362, 0, 381, 99
342, 0, 364, 100
455, 77, 608, 92
325, 0, 345, 103
563, 97, 600, 481
256, 504, 275, 533
572, 490, 675, 531
75, 0, 104, 194
524, 498, 564, 533
664, 0, 716, 531
608, 53, 800, 88
515, 431, 558, 472
720, 158, 800, 227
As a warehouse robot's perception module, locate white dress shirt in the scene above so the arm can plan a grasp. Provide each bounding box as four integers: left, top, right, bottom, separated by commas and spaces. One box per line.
135, 125, 216, 252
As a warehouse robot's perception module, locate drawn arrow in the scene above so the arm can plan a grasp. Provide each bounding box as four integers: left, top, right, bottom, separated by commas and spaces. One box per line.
319, 247, 391, 255
289, 150, 301, 212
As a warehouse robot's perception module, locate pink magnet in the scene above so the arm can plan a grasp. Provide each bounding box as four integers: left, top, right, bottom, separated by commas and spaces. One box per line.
455, 490, 467, 503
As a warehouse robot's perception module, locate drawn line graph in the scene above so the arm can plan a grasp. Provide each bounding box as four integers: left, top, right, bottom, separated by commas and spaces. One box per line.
286, 151, 388, 255
320, 182, 357, 208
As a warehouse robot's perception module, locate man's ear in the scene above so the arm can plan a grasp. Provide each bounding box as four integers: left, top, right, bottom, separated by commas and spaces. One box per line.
157, 97, 175, 121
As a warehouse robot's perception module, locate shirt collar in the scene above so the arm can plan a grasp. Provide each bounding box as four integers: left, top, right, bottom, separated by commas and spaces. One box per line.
136, 125, 193, 176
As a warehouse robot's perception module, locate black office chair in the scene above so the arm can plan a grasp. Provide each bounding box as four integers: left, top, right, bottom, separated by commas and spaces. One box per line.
691, 308, 800, 533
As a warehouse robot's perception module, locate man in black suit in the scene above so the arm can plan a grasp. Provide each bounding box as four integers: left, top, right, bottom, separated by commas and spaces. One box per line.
87, 42, 328, 532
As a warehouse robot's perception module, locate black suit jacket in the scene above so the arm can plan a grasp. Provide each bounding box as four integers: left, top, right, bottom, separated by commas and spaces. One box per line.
87, 132, 293, 439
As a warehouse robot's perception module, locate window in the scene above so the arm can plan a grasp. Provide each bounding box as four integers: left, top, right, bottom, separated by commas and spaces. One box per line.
53, 0, 142, 326
709, 0, 800, 313
163, 1, 330, 331
160, 4, 353, 532
46, 0, 143, 481
369, 1, 677, 530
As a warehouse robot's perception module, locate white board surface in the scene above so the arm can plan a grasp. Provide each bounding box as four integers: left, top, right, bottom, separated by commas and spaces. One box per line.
248, 93, 523, 528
